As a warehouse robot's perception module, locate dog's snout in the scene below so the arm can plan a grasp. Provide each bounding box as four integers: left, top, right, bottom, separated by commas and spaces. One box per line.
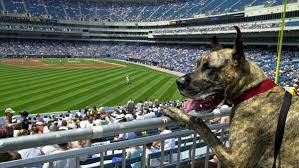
176, 75, 191, 89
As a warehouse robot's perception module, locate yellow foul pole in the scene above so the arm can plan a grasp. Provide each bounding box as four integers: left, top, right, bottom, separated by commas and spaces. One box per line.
275, 0, 287, 84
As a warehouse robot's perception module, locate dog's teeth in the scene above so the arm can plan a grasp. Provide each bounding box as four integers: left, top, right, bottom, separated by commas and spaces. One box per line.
200, 104, 203, 108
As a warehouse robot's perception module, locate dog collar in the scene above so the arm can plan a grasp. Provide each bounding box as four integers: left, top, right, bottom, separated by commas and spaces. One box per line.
233, 79, 277, 105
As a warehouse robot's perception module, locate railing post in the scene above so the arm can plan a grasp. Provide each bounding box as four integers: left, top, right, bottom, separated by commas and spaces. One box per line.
191, 133, 196, 168
176, 137, 182, 168
141, 144, 146, 168
49, 161, 53, 168
122, 149, 126, 168
147, 154, 151, 168
218, 128, 225, 168
160, 140, 165, 168
76, 156, 80, 168
100, 151, 104, 168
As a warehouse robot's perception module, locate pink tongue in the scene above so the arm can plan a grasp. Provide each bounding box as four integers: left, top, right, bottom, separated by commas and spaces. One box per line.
183, 98, 204, 113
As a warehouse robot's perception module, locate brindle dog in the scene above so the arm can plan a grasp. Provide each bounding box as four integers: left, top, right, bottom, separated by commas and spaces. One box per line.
163, 26, 299, 168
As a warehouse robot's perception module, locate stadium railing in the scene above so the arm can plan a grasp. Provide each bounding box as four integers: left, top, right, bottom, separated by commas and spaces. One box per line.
0, 110, 231, 168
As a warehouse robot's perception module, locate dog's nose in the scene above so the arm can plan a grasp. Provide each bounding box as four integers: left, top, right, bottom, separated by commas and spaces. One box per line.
176, 75, 190, 89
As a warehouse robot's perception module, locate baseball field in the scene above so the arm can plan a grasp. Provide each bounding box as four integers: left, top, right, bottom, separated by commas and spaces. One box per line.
0, 58, 183, 116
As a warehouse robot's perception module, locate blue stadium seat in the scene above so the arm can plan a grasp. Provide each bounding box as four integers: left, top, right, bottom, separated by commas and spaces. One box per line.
44, 0, 65, 20
27, 0, 47, 17
4, 0, 25, 14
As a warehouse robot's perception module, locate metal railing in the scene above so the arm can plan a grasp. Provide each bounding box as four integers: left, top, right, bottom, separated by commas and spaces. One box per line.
0, 110, 231, 168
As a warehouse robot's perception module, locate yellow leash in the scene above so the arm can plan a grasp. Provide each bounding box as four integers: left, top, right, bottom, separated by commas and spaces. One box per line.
275, 0, 287, 84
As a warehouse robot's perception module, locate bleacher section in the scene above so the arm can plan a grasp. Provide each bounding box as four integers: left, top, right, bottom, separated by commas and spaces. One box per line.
0, 0, 286, 22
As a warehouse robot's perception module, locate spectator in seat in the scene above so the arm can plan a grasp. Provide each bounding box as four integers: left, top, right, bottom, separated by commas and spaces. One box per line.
136, 101, 143, 112
36, 114, 43, 122
42, 141, 76, 168
31, 127, 40, 135
17, 129, 44, 168
59, 120, 68, 130
114, 118, 136, 141
19, 111, 30, 130
154, 126, 176, 163
125, 112, 134, 122
127, 98, 135, 114
50, 121, 59, 132
3, 108, 16, 137
91, 106, 99, 116
35, 122, 44, 133
126, 145, 142, 168
148, 99, 153, 108
145, 143, 160, 167
143, 99, 149, 110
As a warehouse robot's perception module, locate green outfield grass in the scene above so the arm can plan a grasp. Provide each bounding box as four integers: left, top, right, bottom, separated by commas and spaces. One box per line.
0, 59, 183, 116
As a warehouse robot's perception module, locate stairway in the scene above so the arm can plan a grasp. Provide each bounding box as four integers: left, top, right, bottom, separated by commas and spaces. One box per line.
41, 0, 49, 16
0, 0, 5, 11
60, 0, 68, 19
22, 0, 28, 14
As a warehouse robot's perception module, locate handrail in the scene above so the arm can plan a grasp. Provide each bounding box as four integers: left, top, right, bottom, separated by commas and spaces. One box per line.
0, 110, 231, 152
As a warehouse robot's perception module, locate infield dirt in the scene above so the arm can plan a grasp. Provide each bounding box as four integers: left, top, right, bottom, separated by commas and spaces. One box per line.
1, 59, 123, 68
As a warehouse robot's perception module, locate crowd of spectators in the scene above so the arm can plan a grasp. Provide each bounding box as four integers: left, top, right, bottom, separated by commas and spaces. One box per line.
152, 21, 281, 34
0, 99, 184, 167
2, 0, 277, 22
2, 19, 299, 35
0, 40, 111, 57
0, 39, 298, 86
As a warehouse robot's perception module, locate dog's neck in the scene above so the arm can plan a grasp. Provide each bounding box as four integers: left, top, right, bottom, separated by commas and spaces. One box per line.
227, 59, 268, 103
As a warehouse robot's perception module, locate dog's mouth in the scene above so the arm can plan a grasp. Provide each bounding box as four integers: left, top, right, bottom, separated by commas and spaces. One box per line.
184, 93, 223, 114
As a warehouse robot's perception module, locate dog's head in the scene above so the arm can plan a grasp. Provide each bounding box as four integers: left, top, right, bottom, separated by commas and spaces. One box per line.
178, 26, 266, 113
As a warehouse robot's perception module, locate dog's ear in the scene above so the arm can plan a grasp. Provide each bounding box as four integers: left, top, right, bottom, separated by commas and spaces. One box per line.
211, 36, 222, 51
232, 26, 245, 62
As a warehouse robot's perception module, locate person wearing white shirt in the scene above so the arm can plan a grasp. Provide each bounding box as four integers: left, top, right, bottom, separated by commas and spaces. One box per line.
17, 129, 44, 168
18, 148, 44, 168
79, 117, 89, 128
159, 127, 175, 150
42, 142, 77, 168
145, 143, 160, 167
144, 112, 156, 119
136, 101, 143, 112
135, 111, 144, 120
157, 127, 177, 163
125, 113, 134, 122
